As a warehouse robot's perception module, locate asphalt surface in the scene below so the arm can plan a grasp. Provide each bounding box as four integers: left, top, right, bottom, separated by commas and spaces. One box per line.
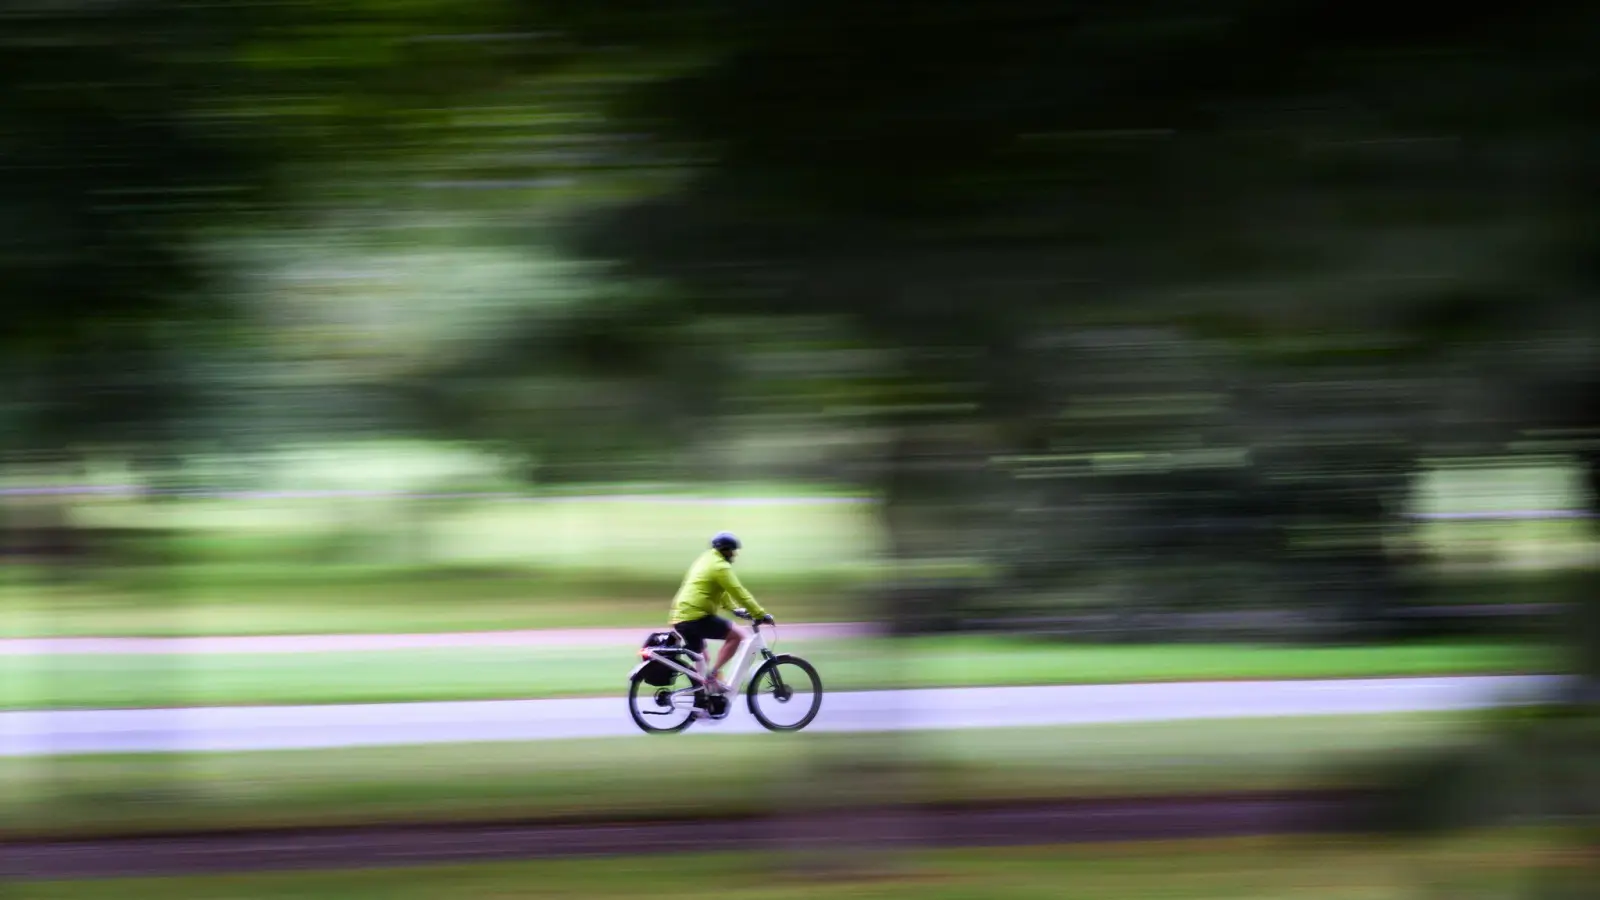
0, 790, 1372, 880
0, 675, 1556, 757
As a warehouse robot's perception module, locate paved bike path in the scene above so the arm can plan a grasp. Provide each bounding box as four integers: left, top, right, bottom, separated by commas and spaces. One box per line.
0, 675, 1556, 757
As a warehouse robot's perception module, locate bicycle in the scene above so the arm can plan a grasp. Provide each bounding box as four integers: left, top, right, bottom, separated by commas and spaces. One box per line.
627, 609, 823, 734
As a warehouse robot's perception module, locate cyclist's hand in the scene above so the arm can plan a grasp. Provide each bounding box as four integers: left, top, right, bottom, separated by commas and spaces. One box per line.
756, 614, 775, 626
732, 608, 751, 620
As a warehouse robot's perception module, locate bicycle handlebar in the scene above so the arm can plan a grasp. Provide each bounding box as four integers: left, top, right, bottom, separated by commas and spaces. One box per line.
733, 609, 775, 634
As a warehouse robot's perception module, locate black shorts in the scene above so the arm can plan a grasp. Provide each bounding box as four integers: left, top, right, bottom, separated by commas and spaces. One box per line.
672, 615, 732, 654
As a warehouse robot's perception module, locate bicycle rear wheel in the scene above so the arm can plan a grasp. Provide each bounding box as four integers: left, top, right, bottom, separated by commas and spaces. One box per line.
628, 671, 698, 734
745, 654, 823, 732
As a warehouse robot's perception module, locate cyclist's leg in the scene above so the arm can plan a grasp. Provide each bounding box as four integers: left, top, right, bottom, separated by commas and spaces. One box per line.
673, 618, 715, 694
707, 619, 742, 690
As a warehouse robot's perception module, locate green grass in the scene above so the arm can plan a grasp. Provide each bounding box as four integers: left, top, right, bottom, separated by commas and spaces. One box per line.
0, 566, 864, 637
2, 454, 1589, 638
0, 638, 1546, 710
14, 831, 1584, 899
59, 469, 1590, 581
0, 714, 1477, 838
2, 486, 884, 637
66, 490, 885, 580
2, 550, 1589, 640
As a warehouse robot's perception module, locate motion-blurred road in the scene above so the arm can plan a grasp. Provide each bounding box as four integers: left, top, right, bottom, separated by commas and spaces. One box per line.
0, 675, 1555, 757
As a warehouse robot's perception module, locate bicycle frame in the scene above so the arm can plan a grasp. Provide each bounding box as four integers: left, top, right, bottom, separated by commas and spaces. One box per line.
629, 623, 776, 696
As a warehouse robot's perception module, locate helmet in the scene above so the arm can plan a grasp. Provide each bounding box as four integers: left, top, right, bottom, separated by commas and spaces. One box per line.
710, 532, 741, 554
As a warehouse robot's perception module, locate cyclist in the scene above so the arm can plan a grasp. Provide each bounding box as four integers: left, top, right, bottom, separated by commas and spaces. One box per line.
669, 532, 775, 704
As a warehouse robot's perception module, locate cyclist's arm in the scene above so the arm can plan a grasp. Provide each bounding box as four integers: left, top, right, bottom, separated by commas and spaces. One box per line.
713, 565, 768, 619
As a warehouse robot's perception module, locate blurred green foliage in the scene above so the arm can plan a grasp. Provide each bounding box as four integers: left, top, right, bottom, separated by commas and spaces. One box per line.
3, 0, 1598, 636
2, 1, 1598, 860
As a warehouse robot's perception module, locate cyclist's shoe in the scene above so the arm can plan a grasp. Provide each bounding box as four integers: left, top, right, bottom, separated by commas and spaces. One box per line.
705, 675, 731, 696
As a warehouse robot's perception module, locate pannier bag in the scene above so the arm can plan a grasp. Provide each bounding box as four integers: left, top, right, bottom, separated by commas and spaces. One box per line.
639, 630, 687, 686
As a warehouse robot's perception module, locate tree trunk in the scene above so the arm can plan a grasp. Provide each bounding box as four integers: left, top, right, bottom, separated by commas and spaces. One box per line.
1565, 446, 1600, 698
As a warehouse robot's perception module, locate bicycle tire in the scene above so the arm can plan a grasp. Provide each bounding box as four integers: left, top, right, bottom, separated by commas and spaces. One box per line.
745, 654, 823, 732
627, 674, 697, 734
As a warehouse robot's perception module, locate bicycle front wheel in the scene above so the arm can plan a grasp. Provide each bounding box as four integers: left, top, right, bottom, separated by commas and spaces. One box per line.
745, 654, 823, 732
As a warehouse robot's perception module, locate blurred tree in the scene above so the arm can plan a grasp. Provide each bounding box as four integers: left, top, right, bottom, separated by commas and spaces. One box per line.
0, 0, 639, 536
554, 1, 1600, 878
559, 0, 1600, 639
0, 0, 618, 456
